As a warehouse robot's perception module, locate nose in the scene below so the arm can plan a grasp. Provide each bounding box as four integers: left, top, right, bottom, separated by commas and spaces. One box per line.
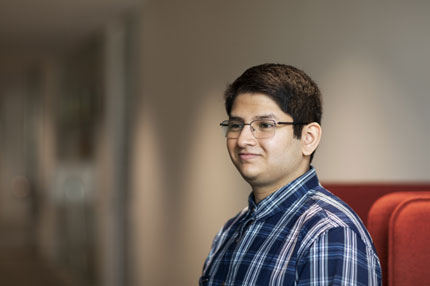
237, 123, 257, 147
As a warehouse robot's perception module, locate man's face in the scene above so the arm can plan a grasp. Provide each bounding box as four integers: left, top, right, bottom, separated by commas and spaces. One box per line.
227, 93, 309, 190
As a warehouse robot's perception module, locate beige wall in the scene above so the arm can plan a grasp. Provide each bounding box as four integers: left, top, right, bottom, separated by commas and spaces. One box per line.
129, 0, 430, 285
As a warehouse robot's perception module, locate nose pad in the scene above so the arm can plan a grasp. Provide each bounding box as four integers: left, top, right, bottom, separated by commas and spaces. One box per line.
237, 124, 257, 145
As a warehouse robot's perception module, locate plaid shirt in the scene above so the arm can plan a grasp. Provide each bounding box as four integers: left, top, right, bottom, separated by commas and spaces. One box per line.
200, 168, 382, 286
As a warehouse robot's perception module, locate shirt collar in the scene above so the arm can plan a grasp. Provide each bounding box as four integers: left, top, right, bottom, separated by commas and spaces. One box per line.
247, 166, 320, 220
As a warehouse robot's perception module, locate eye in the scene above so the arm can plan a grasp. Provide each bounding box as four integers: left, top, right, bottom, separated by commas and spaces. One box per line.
228, 121, 243, 131
257, 120, 275, 130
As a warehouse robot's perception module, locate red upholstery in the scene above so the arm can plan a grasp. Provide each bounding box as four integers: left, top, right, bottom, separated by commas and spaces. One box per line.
388, 196, 430, 286
367, 192, 425, 285
325, 184, 430, 226
367, 192, 430, 286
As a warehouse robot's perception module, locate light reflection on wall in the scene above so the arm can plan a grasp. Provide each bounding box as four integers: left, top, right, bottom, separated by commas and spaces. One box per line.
129, 104, 167, 286
37, 60, 60, 261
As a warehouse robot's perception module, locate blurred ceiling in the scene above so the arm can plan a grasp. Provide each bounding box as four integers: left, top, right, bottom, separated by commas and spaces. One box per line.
0, 0, 142, 53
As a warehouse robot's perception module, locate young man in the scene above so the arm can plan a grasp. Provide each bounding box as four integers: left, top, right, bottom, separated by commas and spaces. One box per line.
200, 64, 382, 286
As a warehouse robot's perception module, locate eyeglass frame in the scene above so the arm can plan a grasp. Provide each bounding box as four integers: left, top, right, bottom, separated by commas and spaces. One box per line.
219, 119, 309, 139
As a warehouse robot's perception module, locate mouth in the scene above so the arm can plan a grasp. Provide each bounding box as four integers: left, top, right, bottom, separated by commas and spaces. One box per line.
238, 152, 260, 161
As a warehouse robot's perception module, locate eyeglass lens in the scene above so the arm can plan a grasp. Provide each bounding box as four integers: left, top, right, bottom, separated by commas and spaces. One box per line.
222, 120, 276, 139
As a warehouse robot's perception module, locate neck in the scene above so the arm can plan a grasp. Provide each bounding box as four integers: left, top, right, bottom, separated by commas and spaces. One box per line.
251, 165, 310, 204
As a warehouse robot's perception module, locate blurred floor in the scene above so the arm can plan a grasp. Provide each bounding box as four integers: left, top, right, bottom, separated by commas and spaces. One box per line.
0, 224, 75, 286
0, 245, 75, 286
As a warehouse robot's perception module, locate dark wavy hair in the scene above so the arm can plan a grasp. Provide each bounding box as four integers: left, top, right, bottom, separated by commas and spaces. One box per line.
224, 63, 322, 139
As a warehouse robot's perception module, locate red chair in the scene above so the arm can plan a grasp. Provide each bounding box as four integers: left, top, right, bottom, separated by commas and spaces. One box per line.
367, 192, 430, 286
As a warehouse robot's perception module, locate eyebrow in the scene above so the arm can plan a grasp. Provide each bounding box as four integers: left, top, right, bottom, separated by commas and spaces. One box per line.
229, 113, 278, 121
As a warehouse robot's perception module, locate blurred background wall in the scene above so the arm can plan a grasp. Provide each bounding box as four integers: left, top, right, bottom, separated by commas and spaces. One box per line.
0, 0, 429, 285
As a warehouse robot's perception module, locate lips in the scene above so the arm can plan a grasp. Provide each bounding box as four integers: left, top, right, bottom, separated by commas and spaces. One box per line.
238, 152, 260, 160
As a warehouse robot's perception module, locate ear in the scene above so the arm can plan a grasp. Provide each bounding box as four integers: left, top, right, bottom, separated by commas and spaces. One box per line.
301, 122, 322, 156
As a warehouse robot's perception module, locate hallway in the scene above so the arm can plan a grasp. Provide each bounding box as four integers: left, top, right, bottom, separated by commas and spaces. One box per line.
0, 1, 141, 285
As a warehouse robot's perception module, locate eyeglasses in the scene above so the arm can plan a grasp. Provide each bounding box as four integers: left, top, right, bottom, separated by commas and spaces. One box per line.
220, 119, 308, 139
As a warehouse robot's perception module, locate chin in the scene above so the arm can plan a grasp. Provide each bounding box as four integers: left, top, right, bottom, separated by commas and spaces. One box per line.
238, 169, 261, 183
234, 162, 262, 180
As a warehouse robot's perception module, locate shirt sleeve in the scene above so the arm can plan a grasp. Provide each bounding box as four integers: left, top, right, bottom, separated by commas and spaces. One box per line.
296, 227, 382, 286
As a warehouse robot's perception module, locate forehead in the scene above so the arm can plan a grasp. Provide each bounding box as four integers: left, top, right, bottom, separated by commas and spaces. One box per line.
230, 93, 290, 120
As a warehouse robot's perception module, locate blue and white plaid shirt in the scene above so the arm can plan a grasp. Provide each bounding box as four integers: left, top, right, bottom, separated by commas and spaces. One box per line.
200, 168, 382, 286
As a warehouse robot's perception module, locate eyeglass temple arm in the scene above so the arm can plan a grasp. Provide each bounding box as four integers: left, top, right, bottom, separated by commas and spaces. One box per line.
277, 122, 308, 125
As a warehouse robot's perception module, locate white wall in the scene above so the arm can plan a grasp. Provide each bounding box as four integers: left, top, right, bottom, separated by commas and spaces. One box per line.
130, 0, 430, 285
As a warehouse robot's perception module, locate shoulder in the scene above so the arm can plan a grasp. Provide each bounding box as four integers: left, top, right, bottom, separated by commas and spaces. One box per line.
223, 206, 249, 231
205, 207, 248, 263
296, 187, 381, 280
296, 226, 382, 285
296, 186, 376, 256
211, 207, 248, 244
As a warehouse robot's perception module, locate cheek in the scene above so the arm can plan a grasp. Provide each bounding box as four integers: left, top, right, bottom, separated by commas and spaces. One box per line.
259, 139, 279, 156
263, 138, 301, 163
226, 140, 237, 158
